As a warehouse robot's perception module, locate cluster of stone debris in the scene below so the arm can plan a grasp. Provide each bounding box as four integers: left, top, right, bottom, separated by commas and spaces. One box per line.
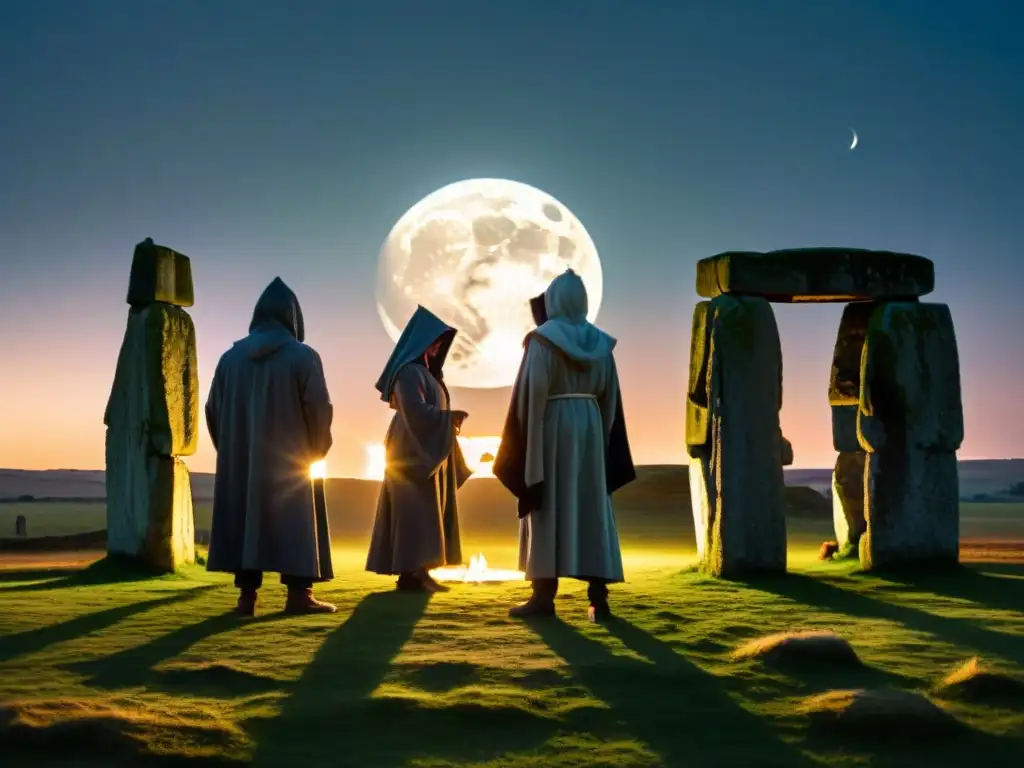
686, 248, 962, 576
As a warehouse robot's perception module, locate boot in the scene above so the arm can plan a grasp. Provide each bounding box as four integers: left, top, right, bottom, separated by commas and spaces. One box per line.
587, 579, 613, 623
284, 586, 337, 614
509, 579, 557, 619
236, 589, 257, 618
396, 572, 428, 592
417, 567, 450, 593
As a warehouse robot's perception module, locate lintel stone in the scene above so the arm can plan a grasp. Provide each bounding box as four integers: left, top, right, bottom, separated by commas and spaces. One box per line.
127, 238, 195, 307
695, 248, 934, 303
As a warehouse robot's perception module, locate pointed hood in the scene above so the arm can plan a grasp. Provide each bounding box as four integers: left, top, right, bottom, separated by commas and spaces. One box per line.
233, 277, 306, 360
533, 269, 616, 363
374, 305, 457, 401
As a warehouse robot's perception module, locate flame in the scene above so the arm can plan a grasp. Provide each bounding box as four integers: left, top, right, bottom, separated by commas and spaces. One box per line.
431, 551, 525, 583
309, 460, 327, 480
363, 436, 501, 480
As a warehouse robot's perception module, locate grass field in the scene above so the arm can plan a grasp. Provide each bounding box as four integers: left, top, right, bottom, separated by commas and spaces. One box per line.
1, 503, 1023, 767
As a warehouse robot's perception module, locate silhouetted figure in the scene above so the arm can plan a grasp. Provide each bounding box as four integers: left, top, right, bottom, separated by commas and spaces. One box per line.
205, 278, 335, 616
495, 270, 635, 621
366, 306, 470, 593
14, 515, 26, 537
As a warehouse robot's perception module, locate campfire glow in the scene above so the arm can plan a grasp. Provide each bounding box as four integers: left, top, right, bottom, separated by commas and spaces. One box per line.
363, 436, 501, 481
431, 552, 525, 583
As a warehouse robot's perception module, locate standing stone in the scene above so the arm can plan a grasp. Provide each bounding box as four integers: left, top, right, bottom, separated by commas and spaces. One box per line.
827, 302, 877, 557
686, 295, 787, 577
14, 515, 26, 537
104, 239, 198, 572
857, 302, 964, 569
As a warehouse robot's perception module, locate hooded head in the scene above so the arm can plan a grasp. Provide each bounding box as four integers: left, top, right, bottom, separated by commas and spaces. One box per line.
374, 306, 457, 401
234, 277, 306, 360
532, 269, 615, 364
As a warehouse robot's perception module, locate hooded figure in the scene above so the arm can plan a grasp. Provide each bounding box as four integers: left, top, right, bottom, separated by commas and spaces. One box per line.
365, 305, 471, 592
497, 270, 634, 621
205, 277, 336, 616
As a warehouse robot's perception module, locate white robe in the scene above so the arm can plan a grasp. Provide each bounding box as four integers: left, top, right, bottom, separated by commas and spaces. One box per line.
516, 335, 625, 582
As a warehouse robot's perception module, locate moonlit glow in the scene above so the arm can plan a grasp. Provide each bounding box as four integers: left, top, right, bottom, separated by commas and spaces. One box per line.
362, 436, 501, 480
309, 460, 327, 480
376, 178, 603, 389
431, 552, 525, 583
849, 128, 859, 150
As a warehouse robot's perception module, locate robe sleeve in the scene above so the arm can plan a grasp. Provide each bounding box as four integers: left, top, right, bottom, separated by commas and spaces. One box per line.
517, 339, 550, 489
205, 357, 224, 451
393, 364, 455, 480
300, 348, 334, 460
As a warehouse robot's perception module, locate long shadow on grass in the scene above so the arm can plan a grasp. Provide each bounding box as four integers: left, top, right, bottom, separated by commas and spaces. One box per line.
0, 584, 219, 664
249, 591, 430, 766
529, 617, 816, 767
747, 573, 1024, 667
878, 563, 1024, 616
0, 555, 182, 593
68, 606, 284, 691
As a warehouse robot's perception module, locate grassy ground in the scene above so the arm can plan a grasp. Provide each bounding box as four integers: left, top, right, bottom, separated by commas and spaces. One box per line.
1, 513, 1023, 766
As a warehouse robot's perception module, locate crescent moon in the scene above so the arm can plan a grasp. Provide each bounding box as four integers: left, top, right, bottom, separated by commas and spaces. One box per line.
849, 128, 858, 150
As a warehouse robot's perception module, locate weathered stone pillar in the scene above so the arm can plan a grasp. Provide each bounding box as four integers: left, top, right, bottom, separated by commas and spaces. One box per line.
686, 295, 787, 577
104, 238, 199, 571
857, 302, 963, 569
827, 302, 876, 558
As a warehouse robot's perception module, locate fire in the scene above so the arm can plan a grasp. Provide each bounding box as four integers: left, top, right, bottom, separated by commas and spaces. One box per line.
362, 436, 501, 480
431, 552, 525, 583
309, 460, 327, 480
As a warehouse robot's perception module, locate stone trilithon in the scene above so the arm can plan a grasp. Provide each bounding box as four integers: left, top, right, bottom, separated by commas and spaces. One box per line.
104, 238, 199, 571
685, 247, 964, 575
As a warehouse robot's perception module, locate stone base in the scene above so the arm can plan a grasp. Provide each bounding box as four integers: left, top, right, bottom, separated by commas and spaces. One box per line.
106, 437, 195, 572
832, 452, 866, 556
859, 449, 959, 570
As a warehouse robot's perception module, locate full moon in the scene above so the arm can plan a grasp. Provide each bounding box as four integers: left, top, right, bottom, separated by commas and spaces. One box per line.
376, 178, 603, 389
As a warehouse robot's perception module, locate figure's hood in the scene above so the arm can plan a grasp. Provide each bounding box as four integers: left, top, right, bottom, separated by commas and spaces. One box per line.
533, 269, 616, 363
374, 305, 457, 401
529, 293, 548, 327
234, 277, 305, 360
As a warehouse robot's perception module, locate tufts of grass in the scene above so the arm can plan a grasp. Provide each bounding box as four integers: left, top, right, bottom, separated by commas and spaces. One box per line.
797, 687, 965, 741
732, 630, 862, 668
0, 696, 249, 766
935, 657, 1024, 705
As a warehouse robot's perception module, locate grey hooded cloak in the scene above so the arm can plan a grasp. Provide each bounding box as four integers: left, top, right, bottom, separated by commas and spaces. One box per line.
205, 278, 334, 581
513, 270, 626, 583
365, 306, 470, 575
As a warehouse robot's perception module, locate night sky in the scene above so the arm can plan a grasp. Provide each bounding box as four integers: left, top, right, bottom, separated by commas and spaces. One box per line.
1, 1, 1021, 477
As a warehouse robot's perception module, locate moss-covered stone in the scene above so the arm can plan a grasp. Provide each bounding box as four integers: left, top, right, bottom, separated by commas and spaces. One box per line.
685, 301, 712, 454
691, 295, 787, 578
857, 302, 964, 453
105, 294, 199, 572
856, 302, 963, 570
832, 451, 866, 552
127, 238, 194, 308
144, 305, 200, 457
143, 457, 196, 571
831, 405, 860, 452
860, 450, 959, 570
829, 301, 877, 405
696, 248, 934, 303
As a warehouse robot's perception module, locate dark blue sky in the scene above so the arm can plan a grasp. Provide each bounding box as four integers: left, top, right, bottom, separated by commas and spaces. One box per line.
1, 1, 1021, 475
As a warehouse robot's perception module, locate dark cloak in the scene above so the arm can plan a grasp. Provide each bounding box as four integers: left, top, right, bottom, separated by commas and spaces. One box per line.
493, 293, 637, 517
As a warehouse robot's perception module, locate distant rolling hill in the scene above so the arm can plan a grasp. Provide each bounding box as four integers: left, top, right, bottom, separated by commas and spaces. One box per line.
3, 459, 1022, 503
